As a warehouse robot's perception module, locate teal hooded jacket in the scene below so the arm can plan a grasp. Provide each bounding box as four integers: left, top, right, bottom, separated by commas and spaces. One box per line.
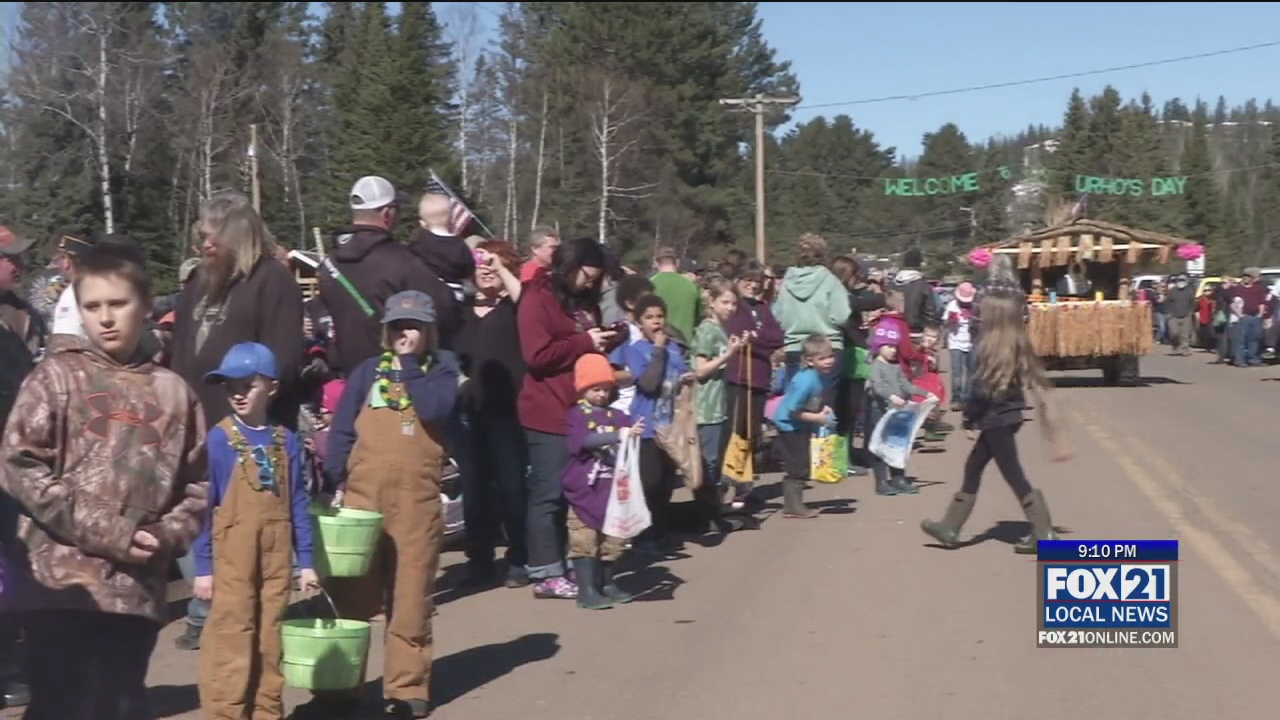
773, 265, 852, 353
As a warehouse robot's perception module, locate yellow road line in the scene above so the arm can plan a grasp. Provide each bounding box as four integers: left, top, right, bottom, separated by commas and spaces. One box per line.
1071, 408, 1280, 641
1131, 435, 1280, 584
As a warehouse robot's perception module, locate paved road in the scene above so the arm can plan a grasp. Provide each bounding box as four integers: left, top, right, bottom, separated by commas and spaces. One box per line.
6, 349, 1280, 719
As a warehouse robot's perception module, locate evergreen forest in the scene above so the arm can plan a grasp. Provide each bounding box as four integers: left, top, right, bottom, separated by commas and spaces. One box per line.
3, 2, 1277, 287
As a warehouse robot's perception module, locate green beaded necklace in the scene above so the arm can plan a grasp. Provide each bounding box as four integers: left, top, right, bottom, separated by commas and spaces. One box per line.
373, 351, 409, 409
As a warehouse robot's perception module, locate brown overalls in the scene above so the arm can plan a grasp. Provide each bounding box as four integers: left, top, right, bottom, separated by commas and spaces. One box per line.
320, 378, 444, 705
199, 419, 294, 720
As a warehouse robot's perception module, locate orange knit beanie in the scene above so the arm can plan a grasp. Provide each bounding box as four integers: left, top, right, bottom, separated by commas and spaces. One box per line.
574, 353, 615, 394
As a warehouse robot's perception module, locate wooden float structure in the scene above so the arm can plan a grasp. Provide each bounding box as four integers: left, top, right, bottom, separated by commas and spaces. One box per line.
975, 219, 1197, 385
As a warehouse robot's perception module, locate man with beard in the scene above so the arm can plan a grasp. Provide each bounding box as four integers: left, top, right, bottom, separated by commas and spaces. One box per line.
171, 194, 304, 432
169, 195, 305, 652
319, 176, 458, 374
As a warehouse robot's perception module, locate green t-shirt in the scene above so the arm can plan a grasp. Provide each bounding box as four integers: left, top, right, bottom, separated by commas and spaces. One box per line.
691, 319, 728, 425
651, 271, 701, 342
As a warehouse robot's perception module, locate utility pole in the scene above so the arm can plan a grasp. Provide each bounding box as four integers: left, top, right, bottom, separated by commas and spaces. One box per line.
249, 124, 261, 213
719, 93, 800, 262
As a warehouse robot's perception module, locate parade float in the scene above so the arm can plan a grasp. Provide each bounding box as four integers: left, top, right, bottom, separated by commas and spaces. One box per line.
968, 218, 1204, 386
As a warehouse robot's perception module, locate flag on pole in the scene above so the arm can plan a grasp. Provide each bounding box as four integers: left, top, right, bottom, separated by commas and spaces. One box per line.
426, 169, 477, 237
1069, 193, 1088, 220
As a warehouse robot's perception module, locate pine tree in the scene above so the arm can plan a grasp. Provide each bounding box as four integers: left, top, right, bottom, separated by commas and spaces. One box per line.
1251, 126, 1280, 268
1053, 89, 1091, 197
972, 146, 1012, 252
913, 123, 974, 265
390, 2, 457, 195
323, 2, 398, 226
1181, 102, 1224, 261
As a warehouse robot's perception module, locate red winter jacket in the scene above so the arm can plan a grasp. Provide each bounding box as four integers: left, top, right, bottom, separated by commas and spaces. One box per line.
516, 276, 599, 435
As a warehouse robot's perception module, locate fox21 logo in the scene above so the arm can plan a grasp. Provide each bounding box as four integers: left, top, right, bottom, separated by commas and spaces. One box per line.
1045, 565, 1171, 601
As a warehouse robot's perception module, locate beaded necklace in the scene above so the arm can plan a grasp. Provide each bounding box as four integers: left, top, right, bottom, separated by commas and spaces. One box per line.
225, 419, 287, 496
577, 398, 619, 434
376, 351, 412, 409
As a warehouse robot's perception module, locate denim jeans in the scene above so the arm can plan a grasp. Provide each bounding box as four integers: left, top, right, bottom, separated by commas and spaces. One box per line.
462, 413, 529, 570
1232, 315, 1264, 365
176, 551, 209, 628
949, 349, 975, 405
1154, 312, 1168, 344
523, 429, 569, 580
698, 422, 725, 488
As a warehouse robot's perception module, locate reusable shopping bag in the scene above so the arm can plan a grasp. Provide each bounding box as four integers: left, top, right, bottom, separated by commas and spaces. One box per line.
655, 383, 703, 490
721, 341, 754, 484
810, 427, 847, 484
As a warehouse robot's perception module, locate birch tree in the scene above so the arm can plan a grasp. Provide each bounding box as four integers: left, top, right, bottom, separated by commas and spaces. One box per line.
584, 72, 657, 246
11, 4, 127, 233
445, 3, 481, 195
258, 4, 314, 245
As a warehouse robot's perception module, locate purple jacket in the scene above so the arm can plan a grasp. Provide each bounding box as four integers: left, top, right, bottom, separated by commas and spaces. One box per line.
723, 297, 783, 390
562, 403, 633, 530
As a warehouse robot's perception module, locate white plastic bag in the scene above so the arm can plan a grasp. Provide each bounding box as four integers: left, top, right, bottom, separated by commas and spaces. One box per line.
601, 432, 651, 539
867, 398, 937, 470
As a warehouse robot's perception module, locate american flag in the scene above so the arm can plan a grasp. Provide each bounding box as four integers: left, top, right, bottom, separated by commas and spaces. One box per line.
426, 170, 476, 236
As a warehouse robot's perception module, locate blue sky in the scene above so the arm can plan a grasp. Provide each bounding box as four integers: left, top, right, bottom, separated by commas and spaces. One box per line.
761, 2, 1280, 158
7, 2, 1275, 162
447, 2, 1280, 160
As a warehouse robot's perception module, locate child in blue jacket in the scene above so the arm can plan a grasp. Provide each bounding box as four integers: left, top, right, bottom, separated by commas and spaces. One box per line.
771, 333, 839, 518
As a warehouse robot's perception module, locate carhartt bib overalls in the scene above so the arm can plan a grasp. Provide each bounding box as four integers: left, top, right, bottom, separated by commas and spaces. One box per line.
322, 377, 444, 705
199, 419, 294, 720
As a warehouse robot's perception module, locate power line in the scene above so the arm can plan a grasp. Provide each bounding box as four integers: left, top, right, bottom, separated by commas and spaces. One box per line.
796, 40, 1280, 111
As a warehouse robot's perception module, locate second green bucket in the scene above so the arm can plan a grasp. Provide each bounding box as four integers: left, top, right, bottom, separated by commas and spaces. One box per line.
280, 618, 371, 691
309, 504, 383, 577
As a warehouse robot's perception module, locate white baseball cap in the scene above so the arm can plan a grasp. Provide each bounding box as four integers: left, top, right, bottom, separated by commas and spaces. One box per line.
349, 176, 398, 211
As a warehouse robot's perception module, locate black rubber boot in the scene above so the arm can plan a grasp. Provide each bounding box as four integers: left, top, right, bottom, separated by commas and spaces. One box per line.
600, 562, 634, 604
173, 622, 202, 651
782, 479, 818, 519
384, 698, 432, 718
889, 473, 918, 495
1013, 488, 1058, 555
288, 697, 361, 719
875, 466, 896, 491
572, 559, 614, 610
921, 492, 978, 547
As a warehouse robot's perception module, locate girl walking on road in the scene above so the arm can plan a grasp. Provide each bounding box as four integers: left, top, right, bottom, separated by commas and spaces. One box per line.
919, 290, 1071, 555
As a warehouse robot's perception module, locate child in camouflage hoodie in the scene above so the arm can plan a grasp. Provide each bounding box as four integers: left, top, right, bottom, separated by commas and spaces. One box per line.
0, 243, 208, 719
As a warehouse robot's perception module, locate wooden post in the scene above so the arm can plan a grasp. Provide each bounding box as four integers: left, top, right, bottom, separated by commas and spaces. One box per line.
718, 94, 801, 262
249, 124, 261, 213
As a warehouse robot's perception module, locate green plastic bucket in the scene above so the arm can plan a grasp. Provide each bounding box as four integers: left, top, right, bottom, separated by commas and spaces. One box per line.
280, 618, 371, 691
309, 504, 383, 577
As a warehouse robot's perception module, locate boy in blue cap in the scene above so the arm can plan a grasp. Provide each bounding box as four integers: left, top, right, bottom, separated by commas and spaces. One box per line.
193, 341, 317, 720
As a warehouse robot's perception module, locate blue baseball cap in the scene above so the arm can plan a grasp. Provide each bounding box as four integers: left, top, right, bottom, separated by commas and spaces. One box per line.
205, 342, 279, 384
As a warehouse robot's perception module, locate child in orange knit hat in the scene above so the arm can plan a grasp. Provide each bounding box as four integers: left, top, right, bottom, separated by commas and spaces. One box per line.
561, 353, 644, 610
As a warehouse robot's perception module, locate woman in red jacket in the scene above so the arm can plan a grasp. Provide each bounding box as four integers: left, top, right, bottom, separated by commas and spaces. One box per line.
1196, 286, 1215, 351
517, 237, 616, 600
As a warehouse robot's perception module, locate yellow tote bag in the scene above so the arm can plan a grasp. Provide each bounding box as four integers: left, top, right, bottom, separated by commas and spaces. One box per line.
720, 341, 754, 484
810, 429, 843, 484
